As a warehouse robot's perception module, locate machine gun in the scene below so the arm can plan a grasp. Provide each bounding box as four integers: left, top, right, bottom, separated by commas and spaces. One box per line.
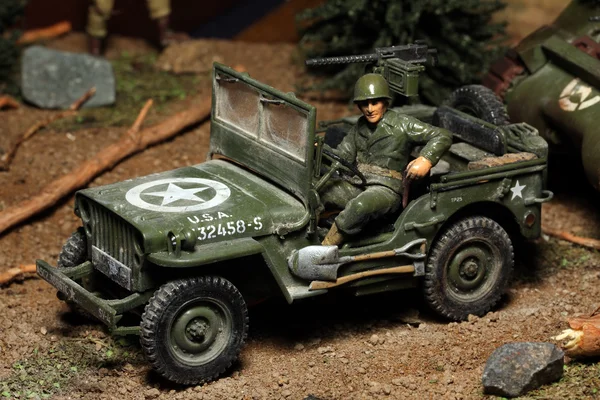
305, 42, 437, 98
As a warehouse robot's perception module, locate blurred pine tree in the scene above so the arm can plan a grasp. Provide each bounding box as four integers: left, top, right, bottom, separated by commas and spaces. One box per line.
297, 0, 507, 104
0, 0, 26, 95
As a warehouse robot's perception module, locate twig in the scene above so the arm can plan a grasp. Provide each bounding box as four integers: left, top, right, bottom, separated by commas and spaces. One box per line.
0, 87, 96, 171
0, 264, 37, 286
0, 95, 212, 236
542, 226, 600, 251
17, 21, 72, 44
127, 99, 153, 143
0, 96, 19, 110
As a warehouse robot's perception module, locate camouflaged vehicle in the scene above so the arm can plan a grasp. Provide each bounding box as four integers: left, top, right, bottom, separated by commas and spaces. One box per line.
37, 63, 552, 385
483, 0, 600, 191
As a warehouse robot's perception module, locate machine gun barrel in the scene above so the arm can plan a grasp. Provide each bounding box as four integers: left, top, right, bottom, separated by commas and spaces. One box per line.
305, 54, 378, 66
305, 43, 435, 67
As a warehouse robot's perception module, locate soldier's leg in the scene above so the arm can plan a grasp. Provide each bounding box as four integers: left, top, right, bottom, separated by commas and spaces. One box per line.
319, 180, 362, 246
319, 179, 363, 210
146, 0, 171, 20
87, 0, 114, 55
335, 185, 401, 235
146, 0, 189, 47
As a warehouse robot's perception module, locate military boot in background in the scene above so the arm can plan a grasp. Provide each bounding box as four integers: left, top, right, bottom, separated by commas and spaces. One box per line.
156, 15, 189, 48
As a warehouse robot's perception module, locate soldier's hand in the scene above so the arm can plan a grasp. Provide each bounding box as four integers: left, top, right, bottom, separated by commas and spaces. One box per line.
406, 156, 432, 179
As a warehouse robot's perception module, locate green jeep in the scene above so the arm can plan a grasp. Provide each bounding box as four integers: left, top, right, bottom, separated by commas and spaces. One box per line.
37, 63, 552, 385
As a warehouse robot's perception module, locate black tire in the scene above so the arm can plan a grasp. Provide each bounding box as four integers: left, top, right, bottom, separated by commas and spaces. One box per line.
444, 85, 510, 126
57, 228, 95, 316
140, 276, 248, 385
423, 216, 513, 321
58, 227, 87, 268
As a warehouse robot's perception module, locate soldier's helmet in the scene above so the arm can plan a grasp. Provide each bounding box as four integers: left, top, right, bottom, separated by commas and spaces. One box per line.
353, 73, 392, 102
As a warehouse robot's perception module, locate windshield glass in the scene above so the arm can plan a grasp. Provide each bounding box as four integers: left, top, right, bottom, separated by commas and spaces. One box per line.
215, 72, 309, 163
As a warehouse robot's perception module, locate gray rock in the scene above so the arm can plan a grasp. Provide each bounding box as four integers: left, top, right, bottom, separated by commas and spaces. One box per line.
21, 46, 115, 109
482, 342, 564, 398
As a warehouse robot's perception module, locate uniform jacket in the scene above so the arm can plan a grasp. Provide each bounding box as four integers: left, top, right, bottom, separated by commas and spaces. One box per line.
334, 109, 452, 193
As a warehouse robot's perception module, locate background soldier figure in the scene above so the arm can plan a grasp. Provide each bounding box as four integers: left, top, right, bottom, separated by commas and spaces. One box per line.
87, 0, 189, 55
321, 73, 452, 246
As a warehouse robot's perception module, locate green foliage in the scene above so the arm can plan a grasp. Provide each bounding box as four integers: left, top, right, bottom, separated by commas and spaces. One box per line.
0, 0, 26, 95
0, 334, 143, 399
297, 0, 508, 104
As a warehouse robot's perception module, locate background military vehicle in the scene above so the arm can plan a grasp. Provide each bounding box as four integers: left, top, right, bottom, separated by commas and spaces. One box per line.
483, 0, 600, 191
37, 63, 551, 385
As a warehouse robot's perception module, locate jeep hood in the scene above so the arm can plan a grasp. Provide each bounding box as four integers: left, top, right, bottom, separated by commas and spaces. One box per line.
76, 160, 307, 251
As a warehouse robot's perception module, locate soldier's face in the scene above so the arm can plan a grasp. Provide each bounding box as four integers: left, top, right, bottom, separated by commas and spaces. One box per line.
357, 99, 387, 124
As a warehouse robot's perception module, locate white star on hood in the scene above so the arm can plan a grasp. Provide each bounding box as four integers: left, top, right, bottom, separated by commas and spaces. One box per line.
510, 180, 526, 200
144, 183, 210, 206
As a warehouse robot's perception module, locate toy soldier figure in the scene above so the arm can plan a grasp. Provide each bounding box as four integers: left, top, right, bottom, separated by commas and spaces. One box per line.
87, 0, 189, 55
320, 73, 452, 246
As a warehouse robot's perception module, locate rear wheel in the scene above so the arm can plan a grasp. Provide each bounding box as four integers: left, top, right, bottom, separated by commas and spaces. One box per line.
445, 85, 510, 126
140, 276, 248, 385
423, 216, 513, 321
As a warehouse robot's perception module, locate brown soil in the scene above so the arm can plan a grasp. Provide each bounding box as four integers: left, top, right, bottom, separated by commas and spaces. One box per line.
2, 34, 600, 400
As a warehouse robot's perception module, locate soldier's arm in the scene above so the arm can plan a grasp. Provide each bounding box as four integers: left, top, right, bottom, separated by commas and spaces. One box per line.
405, 116, 452, 165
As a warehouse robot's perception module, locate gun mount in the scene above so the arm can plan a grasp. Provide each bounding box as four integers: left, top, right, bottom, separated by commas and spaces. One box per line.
305, 42, 437, 98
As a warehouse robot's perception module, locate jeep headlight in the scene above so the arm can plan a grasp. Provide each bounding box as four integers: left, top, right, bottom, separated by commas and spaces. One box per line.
167, 228, 196, 255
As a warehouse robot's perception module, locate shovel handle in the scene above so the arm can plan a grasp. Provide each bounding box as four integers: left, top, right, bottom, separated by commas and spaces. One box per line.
310, 265, 415, 290
350, 250, 398, 262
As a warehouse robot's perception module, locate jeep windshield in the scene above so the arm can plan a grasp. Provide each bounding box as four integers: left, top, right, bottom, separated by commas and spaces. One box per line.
209, 63, 317, 207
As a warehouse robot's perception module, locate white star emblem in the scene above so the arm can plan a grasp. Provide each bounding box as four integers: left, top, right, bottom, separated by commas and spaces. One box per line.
144, 183, 210, 206
126, 178, 231, 213
510, 180, 526, 200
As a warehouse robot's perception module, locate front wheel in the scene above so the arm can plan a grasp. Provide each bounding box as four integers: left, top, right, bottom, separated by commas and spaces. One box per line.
140, 276, 248, 385
423, 216, 513, 321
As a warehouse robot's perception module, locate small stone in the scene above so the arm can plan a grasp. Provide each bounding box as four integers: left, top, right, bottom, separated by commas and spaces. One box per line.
368, 334, 379, 345
482, 342, 564, 398
294, 343, 305, 351
357, 367, 366, 374
144, 388, 161, 399
40, 327, 47, 335
317, 346, 334, 355
467, 314, 479, 323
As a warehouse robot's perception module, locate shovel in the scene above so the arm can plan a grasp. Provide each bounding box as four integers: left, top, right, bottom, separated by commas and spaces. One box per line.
288, 238, 426, 282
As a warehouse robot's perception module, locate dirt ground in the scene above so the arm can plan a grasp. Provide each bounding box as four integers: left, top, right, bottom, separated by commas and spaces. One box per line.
2, 33, 600, 400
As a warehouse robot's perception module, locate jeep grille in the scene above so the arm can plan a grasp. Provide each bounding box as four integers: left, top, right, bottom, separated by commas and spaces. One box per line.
84, 201, 142, 270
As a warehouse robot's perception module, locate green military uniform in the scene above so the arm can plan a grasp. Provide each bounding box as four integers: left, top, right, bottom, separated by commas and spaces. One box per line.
87, 0, 171, 38
321, 109, 452, 235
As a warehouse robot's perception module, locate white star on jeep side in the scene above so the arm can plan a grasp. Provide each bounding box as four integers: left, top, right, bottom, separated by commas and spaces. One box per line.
144, 183, 210, 206
510, 180, 526, 200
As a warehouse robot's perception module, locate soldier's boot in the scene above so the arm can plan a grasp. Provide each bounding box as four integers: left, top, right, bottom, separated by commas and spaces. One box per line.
156, 16, 189, 48
321, 222, 345, 246
88, 35, 103, 56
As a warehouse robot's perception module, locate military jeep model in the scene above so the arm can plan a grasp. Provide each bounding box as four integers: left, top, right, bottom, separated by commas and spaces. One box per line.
37, 63, 552, 385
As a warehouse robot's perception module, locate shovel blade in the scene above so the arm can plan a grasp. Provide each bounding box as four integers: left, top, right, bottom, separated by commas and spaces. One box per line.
288, 245, 343, 281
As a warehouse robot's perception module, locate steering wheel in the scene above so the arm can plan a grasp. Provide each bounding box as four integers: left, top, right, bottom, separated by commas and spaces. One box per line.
321, 148, 367, 186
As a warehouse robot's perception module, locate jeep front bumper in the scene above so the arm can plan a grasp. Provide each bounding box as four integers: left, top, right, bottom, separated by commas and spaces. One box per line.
36, 260, 152, 335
